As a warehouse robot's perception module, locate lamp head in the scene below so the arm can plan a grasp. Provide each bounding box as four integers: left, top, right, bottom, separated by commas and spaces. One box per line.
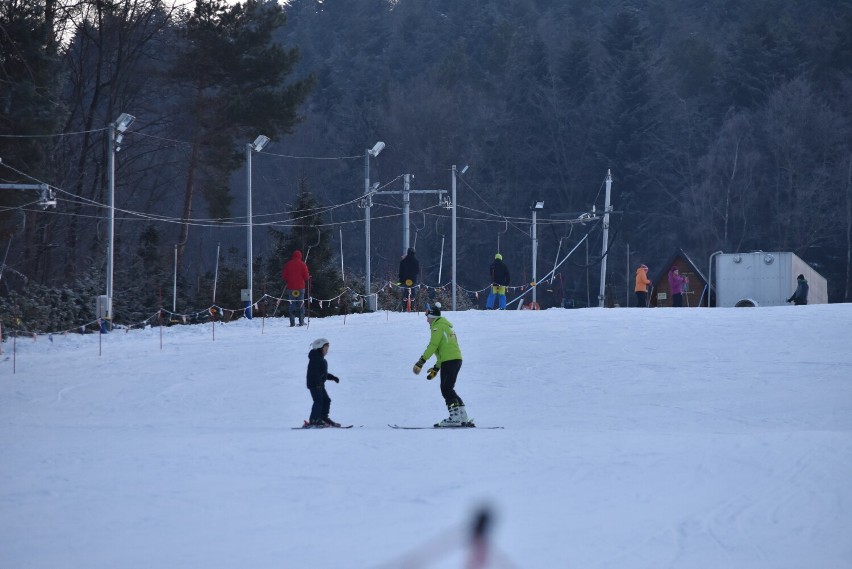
460, 164, 469, 174
532, 200, 545, 210
369, 141, 385, 157
251, 135, 270, 152
114, 113, 135, 132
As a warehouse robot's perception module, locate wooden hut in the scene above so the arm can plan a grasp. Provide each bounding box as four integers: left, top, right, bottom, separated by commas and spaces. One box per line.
650, 249, 711, 307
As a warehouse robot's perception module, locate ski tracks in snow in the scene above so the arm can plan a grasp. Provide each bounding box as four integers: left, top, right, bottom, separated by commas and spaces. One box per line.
670, 441, 822, 567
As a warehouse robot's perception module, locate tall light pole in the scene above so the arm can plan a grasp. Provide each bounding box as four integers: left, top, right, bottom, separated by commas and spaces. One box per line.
106, 112, 135, 327
245, 135, 269, 319
531, 200, 544, 306
364, 141, 385, 311
449, 164, 468, 311
598, 170, 613, 307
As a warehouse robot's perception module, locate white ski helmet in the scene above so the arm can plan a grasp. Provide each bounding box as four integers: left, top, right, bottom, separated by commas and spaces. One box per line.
310, 338, 330, 351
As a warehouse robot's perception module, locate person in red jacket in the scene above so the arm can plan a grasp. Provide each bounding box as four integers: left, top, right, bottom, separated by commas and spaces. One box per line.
281, 250, 311, 327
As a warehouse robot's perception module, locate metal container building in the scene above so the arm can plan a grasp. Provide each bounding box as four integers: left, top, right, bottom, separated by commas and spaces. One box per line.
712, 252, 828, 307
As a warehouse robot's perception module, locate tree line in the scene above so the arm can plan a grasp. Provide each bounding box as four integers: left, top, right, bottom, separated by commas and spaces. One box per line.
1, 0, 850, 331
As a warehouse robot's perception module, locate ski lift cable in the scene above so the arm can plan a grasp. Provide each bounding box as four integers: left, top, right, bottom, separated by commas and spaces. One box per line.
2, 157, 361, 227
0, 127, 108, 139
505, 232, 591, 308
131, 130, 365, 161
0, 199, 45, 212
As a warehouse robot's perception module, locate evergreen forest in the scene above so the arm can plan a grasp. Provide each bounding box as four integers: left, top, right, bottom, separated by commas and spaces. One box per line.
2, 0, 851, 332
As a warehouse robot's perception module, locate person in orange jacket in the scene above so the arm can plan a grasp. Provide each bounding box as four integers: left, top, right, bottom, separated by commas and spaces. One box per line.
635, 264, 651, 307
281, 250, 311, 326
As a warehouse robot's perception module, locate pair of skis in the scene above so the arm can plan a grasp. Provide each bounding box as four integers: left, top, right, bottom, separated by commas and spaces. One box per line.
389, 424, 503, 430
293, 422, 503, 430
294, 420, 353, 429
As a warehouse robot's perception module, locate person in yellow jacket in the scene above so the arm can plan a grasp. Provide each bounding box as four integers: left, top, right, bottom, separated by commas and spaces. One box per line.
635, 264, 651, 307
412, 302, 473, 427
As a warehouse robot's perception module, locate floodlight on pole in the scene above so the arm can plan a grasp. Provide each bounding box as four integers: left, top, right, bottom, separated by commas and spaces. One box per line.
245, 134, 269, 319
115, 113, 135, 132
251, 135, 270, 153
369, 141, 385, 157
106, 112, 135, 329
364, 141, 384, 310
531, 200, 544, 306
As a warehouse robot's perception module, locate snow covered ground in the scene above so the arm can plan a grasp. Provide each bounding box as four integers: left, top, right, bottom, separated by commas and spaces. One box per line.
1, 304, 851, 568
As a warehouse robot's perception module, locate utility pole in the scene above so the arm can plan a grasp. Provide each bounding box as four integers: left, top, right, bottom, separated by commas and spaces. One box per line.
402, 174, 410, 253
530, 201, 545, 306
379, 174, 445, 255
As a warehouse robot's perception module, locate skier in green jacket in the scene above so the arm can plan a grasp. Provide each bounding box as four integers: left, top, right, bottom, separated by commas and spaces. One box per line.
412, 302, 473, 427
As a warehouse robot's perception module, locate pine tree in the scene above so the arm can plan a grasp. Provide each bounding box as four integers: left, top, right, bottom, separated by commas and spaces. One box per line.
114, 225, 173, 325
169, 0, 315, 267
266, 180, 342, 317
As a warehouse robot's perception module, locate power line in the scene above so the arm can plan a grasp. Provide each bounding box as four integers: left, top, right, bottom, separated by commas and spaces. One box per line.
0, 128, 108, 138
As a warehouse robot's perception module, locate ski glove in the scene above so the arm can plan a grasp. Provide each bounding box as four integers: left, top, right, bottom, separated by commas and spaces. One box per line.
426, 366, 440, 380
327, 373, 339, 383
413, 357, 426, 375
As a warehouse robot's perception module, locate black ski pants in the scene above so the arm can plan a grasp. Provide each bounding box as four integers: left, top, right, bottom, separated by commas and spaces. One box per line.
309, 385, 331, 422
439, 359, 464, 408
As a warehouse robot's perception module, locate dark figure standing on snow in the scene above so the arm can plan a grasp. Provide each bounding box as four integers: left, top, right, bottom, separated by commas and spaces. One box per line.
398, 247, 420, 310
306, 338, 340, 427
668, 266, 688, 307
486, 253, 510, 310
787, 274, 809, 305
634, 264, 651, 307
282, 250, 311, 327
412, 302, 472, 427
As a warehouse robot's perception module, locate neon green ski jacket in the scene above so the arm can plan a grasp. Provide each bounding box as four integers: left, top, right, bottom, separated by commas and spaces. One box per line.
420, 316, 462, 366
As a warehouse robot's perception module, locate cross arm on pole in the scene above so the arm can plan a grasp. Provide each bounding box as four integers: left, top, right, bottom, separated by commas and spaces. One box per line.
0, 183, 57, 209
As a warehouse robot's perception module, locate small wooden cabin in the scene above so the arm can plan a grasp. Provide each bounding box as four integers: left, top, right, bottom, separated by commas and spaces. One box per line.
650, 249, 711, 307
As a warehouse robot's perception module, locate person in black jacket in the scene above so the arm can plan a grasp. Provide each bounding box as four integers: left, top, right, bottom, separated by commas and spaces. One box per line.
787, 274, 809, 305
305, 338, 341, 427
398, 247, 420, 310
486, 253, 510, 309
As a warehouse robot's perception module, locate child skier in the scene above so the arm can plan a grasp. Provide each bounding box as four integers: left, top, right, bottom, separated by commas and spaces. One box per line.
412, 302, 473, 427
305, 338, 341, 427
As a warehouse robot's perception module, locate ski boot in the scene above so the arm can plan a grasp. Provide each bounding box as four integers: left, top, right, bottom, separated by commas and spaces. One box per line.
323, 418, 341, 427
435, 404, 466, 427
456, 405, 474, 427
